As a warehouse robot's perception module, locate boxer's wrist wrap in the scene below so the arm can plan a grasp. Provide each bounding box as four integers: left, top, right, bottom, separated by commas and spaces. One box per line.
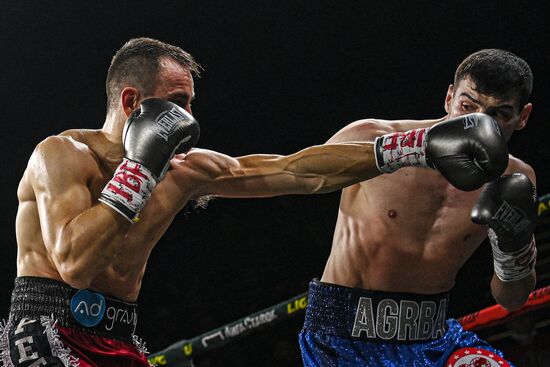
98, 158, 156, 223
374, 128, 428, 173
490, 230, 537, 282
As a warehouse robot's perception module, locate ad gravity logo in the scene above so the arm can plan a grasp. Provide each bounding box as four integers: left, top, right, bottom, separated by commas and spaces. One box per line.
70, 289, 106, 327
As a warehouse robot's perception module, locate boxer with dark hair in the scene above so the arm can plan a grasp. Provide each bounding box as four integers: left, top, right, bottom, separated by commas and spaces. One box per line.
2, 38, 511, 367
295, 49, 537, 366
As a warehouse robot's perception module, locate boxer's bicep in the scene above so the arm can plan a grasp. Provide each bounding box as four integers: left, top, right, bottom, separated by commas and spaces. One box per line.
172, 148, 300, 197
171, 149, 273, 197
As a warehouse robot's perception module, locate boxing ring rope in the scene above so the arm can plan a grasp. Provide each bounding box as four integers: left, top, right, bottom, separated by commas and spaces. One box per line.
149, 193, 550, 366
457, 285, 550, 331
148, 293, 308, 367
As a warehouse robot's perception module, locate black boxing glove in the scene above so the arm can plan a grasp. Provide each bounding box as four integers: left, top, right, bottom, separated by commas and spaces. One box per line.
123, 98, 200, 179
374, 113, 508, 191
99, 98, 200, 222
471, 173, 538, 282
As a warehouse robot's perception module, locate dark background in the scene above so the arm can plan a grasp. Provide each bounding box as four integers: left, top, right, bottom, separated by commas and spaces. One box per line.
1, 1, 549, 366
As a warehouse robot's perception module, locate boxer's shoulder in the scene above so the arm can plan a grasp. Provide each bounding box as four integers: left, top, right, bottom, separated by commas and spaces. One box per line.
29, 131, 99, 182
328, 117, 446, 143
387, 116, 447, 132
35, 135, 93, 163
327, 119, 392, 143
37, 128, 98, 152
347, 118, 394, 132
504, 155, 536, 182
58, 128, 102, 151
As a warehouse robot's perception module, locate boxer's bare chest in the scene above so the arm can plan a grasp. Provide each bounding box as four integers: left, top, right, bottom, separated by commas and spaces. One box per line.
330, 168, 487, 288
356, 167, 482, 237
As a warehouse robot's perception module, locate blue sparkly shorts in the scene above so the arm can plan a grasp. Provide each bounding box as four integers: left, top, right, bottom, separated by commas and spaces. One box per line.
299, 280, 513, 367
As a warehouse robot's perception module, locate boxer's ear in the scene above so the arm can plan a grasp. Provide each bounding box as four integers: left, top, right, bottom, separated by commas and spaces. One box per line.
121, 88, 141, 117
515, 103, 532, 131
444, 84, 454, 114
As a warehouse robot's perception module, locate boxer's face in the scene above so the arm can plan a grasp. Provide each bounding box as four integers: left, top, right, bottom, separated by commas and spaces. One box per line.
444, 76, 532, 141
147, 57, 195, 115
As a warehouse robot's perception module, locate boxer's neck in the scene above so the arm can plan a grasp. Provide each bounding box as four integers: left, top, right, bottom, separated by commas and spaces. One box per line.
102, 109, 126, 144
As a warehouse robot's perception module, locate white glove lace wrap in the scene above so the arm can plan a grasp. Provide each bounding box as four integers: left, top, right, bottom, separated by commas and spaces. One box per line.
98, 158, 156, 222
490, 229, 537, 282
374, 128, 428, 173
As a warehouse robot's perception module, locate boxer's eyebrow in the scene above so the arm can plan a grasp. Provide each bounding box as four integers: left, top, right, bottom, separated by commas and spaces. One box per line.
167, 92, 194, 107
460, 92, 480, 104
493, 105, 515, 112
461, 92, 515, 111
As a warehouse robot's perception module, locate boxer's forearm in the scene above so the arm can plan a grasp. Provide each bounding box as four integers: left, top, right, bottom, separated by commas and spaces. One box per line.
205, 142, 380, 197
490, 271, 536, 311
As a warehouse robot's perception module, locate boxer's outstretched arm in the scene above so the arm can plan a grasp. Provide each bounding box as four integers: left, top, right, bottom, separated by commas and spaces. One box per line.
173, 114, 502, 198
27, 136, 130, 289
171, 142, 381, 198
171, 119, 400, 197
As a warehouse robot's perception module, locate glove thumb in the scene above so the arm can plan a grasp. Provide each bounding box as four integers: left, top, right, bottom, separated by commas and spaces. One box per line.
471, 182, 500, 225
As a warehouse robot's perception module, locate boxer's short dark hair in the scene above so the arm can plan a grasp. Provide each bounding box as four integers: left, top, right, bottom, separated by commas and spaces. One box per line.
454, 49, 532, 111
106, 37, 201, 113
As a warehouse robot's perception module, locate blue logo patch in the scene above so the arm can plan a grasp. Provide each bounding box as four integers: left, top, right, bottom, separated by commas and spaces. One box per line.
70, 289, 106, 327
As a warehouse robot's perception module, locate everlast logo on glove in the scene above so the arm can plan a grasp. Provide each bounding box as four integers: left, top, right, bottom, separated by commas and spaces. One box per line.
153, 108, 192, 141
492, 201, 532, 235
461, 114, 502, 137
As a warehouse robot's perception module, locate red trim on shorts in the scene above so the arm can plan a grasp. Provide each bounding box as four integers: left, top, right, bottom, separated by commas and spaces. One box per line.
56, 326, 150, 367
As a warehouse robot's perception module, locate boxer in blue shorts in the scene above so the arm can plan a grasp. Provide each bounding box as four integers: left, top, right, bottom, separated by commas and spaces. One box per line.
298, 49, 538, 366
300, 281, 516, 366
